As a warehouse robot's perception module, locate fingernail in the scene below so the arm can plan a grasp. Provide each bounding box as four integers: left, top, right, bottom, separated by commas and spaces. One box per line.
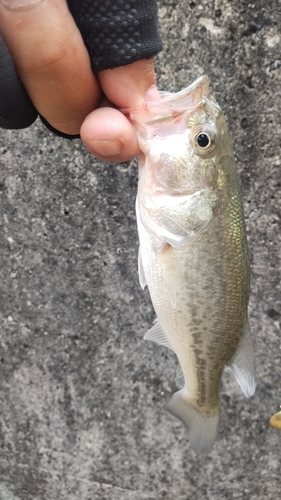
0, 0, 44, 10
85, 140, 122, 157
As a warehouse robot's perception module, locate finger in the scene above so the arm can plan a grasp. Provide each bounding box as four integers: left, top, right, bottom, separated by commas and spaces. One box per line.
0, 0, 102, 135
81, 107, 140, 163
80, 59, 156, 162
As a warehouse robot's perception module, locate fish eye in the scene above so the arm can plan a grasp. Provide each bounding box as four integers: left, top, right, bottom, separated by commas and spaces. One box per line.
196, 133, 210, 148
191, 125, 217, 158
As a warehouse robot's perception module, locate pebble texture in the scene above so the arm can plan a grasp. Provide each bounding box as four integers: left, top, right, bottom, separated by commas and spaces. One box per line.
0, 0, 281, 499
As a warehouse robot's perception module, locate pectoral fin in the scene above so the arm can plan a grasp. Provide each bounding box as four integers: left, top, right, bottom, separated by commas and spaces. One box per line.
159, 248, 177, 309
161, 264, 177, 309
228, 319, 256, 398
138, 247, 147, 289
144, 318, 175, 352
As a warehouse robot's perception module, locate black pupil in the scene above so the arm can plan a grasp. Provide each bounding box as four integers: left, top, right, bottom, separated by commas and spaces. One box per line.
197, 133, 210, 148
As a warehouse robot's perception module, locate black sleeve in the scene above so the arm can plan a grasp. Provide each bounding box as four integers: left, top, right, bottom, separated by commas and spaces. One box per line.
0, 33, 38, 129
0, 0, 162, 134
66, 0, 162, 72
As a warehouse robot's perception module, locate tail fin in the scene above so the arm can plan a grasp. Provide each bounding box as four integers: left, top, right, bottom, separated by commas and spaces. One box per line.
164, 389, 219, 454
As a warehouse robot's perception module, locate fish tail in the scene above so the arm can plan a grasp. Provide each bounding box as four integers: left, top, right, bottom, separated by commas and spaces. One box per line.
164, 389, 219, 454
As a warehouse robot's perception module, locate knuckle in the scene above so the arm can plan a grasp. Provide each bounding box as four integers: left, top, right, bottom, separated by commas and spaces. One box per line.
29, 42, 74, 77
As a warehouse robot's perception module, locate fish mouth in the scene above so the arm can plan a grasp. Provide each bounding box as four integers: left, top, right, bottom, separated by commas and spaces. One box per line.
157, 75, 210, 107
130, 75, 211, 127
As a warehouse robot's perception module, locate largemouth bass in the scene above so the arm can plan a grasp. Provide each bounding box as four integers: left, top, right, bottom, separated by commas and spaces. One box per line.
130, 76, 256, 454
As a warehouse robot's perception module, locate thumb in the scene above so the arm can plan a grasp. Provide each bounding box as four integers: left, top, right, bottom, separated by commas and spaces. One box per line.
80, 58, 157, 163
97, 58, 156, 108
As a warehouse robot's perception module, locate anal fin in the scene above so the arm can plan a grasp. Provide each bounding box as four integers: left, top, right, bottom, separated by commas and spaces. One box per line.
144, 318, 175, 352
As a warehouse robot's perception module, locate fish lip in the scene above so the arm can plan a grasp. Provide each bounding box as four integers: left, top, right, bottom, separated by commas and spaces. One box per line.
157, 75, 210, 104
129, 75, 211, 126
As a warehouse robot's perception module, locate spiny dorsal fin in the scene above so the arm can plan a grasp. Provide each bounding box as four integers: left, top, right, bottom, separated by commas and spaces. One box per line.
144, 318, 175, 352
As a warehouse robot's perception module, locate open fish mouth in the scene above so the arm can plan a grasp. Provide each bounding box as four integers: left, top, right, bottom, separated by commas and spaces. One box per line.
130, 75, 212, 127
129, 75, 222, 147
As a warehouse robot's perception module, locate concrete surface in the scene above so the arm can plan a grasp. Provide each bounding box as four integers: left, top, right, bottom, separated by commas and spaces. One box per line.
0, 0, 280, 499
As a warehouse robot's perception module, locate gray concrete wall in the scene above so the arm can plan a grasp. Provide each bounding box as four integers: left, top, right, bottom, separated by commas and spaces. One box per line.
0, 1, 280, 498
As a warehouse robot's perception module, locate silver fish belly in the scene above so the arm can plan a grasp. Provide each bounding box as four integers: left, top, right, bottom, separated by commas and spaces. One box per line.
130, 76, 256, 454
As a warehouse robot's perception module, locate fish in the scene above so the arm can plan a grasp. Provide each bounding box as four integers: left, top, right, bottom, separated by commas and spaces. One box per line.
130, 75, 256, 454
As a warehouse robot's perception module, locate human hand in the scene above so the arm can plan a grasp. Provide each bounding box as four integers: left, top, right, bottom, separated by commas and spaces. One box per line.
0, 0, 161, 162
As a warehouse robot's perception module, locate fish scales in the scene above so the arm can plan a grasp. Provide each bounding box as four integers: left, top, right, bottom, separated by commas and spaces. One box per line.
130, 76, 256, 454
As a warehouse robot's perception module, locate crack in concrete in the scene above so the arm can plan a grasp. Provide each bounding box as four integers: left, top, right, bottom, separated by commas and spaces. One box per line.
0, 458, 156, 498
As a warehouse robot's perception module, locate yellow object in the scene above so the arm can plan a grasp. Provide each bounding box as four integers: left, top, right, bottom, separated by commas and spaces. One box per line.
269, 410, 281, 429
